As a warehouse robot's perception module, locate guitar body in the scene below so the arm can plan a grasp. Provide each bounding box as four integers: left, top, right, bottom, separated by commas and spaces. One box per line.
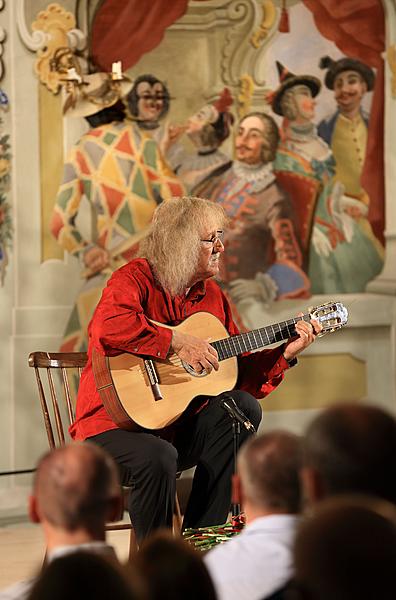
96, 301, 348, 431
108, 312, 238, 430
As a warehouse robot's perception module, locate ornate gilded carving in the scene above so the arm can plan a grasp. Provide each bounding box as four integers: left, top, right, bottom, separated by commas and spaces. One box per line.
237, 74, 255, 118
387, 44, 396, 99
221, 0, 256, 86
218, 0, 276, 89
32, 3, 82, 94
250, 0, 277, 48
167, 1, 276, 96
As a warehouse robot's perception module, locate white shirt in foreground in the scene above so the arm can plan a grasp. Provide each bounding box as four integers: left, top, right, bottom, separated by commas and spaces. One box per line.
204, 514, 298, 600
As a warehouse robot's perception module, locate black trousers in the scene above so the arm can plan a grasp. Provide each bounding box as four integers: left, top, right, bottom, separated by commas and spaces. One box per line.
88, 390, 262, 542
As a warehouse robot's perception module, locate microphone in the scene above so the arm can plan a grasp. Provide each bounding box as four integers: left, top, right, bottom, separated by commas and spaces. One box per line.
220, 395, 256, 433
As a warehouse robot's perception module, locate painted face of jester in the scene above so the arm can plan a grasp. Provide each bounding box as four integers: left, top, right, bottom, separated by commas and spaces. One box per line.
136, 81, 166, 122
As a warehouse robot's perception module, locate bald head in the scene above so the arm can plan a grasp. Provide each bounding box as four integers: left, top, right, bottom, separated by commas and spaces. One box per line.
302, 403, 396, 503
237, 430, 302, 513
294, 496, 396, 600
33, 442, 120, 532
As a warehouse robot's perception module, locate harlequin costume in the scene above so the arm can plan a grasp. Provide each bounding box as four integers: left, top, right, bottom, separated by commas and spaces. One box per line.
51, 120, 185, 352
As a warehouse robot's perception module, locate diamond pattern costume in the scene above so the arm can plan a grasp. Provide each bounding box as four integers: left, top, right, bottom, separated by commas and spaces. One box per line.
51, 121, 184, 352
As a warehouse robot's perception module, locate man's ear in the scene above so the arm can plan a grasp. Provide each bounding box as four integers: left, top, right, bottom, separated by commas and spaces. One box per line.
28, 495, 41, 523
300, 466, 325, 505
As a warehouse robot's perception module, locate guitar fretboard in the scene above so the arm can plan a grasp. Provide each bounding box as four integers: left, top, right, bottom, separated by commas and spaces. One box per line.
211, 313, 311, 361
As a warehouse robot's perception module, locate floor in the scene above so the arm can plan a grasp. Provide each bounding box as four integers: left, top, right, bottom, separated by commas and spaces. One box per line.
0, 475, 193, 590
0, 521, 130, 590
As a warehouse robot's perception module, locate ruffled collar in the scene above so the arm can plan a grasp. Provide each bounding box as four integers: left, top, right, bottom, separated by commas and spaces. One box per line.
232, 160, 275, 192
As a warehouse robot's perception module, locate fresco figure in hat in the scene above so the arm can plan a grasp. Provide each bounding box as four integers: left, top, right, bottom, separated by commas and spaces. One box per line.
271, 61, 383, 294
317, 56, 375, 203
51, 67, 185, 354
126, 74, 184, 171
175, 88, 234, 192
195, 110, 308, 312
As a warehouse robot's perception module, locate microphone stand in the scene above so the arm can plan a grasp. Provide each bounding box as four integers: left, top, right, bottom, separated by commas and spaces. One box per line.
231, 419, 241, 517
220, 394, 256, 517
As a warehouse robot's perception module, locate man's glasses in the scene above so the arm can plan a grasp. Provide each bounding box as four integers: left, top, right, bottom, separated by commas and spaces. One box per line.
200, 230, 225, 247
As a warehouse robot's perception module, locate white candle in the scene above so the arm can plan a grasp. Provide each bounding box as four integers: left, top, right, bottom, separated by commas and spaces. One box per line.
112, 61, 122, 79
66, 68, 82, 84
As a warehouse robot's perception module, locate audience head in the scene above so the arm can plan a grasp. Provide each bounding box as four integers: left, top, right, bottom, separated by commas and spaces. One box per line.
134, 530, 217, 600
301, 402, 396, 505
237, 430, 302, 517
292, 495, 396, 600
27, 551, 143, 600
29, 442, 122, 536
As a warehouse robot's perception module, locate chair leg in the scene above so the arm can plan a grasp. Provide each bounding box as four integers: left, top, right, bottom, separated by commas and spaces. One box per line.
173, 491, 183, 535
128, 527, 138, 558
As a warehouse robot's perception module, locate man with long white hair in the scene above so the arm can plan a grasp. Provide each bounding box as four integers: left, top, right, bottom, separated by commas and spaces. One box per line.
70, 196, 319, 542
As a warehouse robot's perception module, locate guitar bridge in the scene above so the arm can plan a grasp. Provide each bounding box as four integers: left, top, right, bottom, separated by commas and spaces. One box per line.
144, 359, 163, 401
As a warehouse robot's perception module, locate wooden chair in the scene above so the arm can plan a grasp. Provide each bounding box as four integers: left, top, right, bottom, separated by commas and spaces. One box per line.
28, 351, 182, 554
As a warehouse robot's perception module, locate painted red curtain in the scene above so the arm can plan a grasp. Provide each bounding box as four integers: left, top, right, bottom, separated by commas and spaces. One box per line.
303, 0, 386, 242
90, 0, 189, 72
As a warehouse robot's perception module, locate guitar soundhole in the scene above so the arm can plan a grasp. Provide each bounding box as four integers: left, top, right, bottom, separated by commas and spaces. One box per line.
182, 361, 209, 378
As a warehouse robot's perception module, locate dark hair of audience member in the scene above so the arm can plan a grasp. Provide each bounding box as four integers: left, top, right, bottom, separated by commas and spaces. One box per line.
27, 552, 144, 600
33, 442, 121, 535
303, 402, 396, 502
238, 430, 302, 514
133, 530, 217, 600
291, 495, 396, 600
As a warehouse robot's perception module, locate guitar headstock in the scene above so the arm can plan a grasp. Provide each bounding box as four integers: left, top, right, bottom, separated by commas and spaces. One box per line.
309, 301, 348, 336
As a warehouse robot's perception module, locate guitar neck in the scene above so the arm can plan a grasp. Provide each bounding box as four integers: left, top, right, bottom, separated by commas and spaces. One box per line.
211, 313, 311, 361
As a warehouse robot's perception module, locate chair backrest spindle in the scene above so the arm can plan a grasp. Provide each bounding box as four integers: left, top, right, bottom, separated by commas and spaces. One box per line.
33, 365, 56, 449
28, 352, 88, 449
61, 366, 75, 425
47, 367, 66, 446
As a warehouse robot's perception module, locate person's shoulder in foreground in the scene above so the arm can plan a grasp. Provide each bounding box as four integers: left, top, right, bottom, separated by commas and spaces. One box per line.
204, 431, 302, 600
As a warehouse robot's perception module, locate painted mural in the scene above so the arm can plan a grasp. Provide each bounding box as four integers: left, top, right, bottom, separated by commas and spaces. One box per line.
31, 0, 386, 348
0, 0, 11, 288
0, 89, 11, 286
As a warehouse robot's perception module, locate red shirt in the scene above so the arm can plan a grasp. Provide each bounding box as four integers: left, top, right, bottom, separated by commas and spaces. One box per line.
70, 258, 290, 440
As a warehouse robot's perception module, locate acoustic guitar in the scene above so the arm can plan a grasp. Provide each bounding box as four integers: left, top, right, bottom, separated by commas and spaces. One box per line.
93, 301, 348, 431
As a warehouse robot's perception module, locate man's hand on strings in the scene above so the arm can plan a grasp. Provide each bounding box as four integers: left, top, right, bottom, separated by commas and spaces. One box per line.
171, 330, 219, 374
283, 313, 322, 361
